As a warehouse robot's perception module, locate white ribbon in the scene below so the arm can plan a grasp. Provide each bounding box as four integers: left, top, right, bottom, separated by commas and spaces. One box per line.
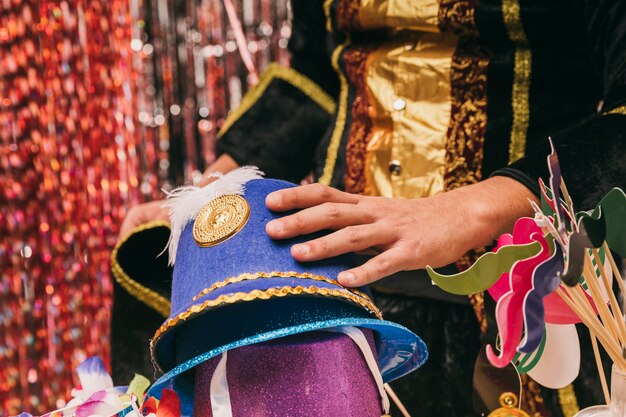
323, 326, 391, 414
208, 327, 390, 416
210, 352, 234, 417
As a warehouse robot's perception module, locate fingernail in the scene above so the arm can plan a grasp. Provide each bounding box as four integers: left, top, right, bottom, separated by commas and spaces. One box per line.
266, 192, 281, 207
293, 244, 309, 256
266, 221, 283, 235
338, 272, 355, 285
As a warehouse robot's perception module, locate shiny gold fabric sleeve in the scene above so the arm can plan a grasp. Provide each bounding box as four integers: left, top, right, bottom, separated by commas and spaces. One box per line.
364, 32, 457, 198
357, 0, 440, 32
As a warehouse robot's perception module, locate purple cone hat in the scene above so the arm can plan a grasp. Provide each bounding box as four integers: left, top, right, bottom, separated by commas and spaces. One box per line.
147, 167, 428, 416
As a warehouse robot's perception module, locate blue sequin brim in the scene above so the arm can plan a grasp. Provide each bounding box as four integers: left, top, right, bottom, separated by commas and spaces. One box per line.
147, 317, 427, 415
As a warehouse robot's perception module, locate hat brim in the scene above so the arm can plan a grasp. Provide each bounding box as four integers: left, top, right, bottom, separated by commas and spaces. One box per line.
148, 314, 427, 408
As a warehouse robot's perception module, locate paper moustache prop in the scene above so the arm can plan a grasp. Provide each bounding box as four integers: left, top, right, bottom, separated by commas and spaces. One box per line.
582, 188, 626, 258
427, 231, 541, 296
560, 219, 599, 286
486, 228, 551, 367
517, 242, 563, 353
546, 138, 571, 238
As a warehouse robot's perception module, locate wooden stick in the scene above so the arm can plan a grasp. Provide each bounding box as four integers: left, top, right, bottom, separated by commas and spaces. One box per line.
590, 331, 611, 404
569, 284, 612, 343
592, 249, 626, 346
559, 286, 624, 364
384, 383, 411, 417
559, 181, 577, 226
602, 242, 626, 308
582, 259, 626, 347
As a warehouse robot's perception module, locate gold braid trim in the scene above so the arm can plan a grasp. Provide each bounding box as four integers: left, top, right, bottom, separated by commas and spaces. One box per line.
323, 0, 334, 32
191, 271, 371, 302
319, 40, 350, 185
150, 284, 384, 365
111, 221, 172, 318
557, 384, 580, 417
502, 0, 531, 164
604, 105, 626, 116
217, 64, 336, 139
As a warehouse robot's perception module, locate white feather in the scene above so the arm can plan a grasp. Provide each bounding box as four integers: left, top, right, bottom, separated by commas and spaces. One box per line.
164, 166, 264, 265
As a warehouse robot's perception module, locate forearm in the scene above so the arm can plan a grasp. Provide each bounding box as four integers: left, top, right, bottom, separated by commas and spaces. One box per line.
441, 176, 538, 251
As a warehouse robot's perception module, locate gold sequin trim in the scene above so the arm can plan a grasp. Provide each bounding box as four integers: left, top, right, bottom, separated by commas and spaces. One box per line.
557, 384, 580, 417
502, 0, 531, 164
604, 105, 626, 116
150, 284, 384, 367
217, 64, 336, 139
111, 221, 172, 318
319, 40, 350, 185
191, 271, 371, 302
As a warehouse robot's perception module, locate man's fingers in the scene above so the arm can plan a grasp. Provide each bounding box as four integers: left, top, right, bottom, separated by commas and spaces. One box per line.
266, 203, 371, 239
338, 247, 410, 287
266, 183, 360, 211
117, 200, 170, 240
289, 225, 393, 262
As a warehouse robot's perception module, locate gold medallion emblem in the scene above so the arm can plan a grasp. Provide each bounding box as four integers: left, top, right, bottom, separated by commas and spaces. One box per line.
487, 392, 530, 417
192, 194, 250, 247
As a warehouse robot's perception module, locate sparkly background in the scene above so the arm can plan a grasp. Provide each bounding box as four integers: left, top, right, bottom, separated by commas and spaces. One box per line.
0, 0, 289, 414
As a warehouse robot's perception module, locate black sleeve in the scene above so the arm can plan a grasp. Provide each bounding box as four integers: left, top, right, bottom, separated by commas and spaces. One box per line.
492, 0, 626, 210
215, 0, 339, 183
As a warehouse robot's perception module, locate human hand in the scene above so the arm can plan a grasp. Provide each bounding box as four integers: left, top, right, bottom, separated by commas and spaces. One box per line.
118, 200, 170, 239
117, 154, 239, 241
265, 178, 537, 287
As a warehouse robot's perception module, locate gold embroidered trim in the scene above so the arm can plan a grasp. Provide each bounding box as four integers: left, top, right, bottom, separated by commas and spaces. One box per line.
502, 0, 531, 164
557, 384, 580, 417
150, 284, 384, 366
191, 271, 371, 301
319, 41, 350, 185
520, 374, 546, 416
217, 64, 337, 139
111, 221, 172, 318
323, 0, 334, 32
604, 105, 626, 116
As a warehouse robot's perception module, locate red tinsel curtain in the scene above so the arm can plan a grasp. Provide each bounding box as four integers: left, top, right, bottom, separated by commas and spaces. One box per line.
0, 0, 289, 415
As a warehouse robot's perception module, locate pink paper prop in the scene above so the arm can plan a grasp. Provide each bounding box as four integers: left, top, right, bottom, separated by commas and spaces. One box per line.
486, 221, 551, 367
488, 218, 540, 301
489, 221, 598, 325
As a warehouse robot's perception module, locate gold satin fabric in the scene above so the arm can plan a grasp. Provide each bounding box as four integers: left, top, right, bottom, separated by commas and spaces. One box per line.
358, 0, 440, 32
364, 32, 457, 198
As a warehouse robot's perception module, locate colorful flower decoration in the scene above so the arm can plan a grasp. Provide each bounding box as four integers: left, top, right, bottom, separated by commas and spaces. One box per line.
11, 357, 179, 417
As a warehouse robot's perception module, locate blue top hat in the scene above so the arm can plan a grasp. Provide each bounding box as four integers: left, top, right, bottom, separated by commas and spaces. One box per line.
148, 167, 428, 409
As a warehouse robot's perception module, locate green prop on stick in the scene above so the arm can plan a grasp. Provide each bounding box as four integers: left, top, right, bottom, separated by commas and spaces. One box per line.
426, 241, 541, 295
